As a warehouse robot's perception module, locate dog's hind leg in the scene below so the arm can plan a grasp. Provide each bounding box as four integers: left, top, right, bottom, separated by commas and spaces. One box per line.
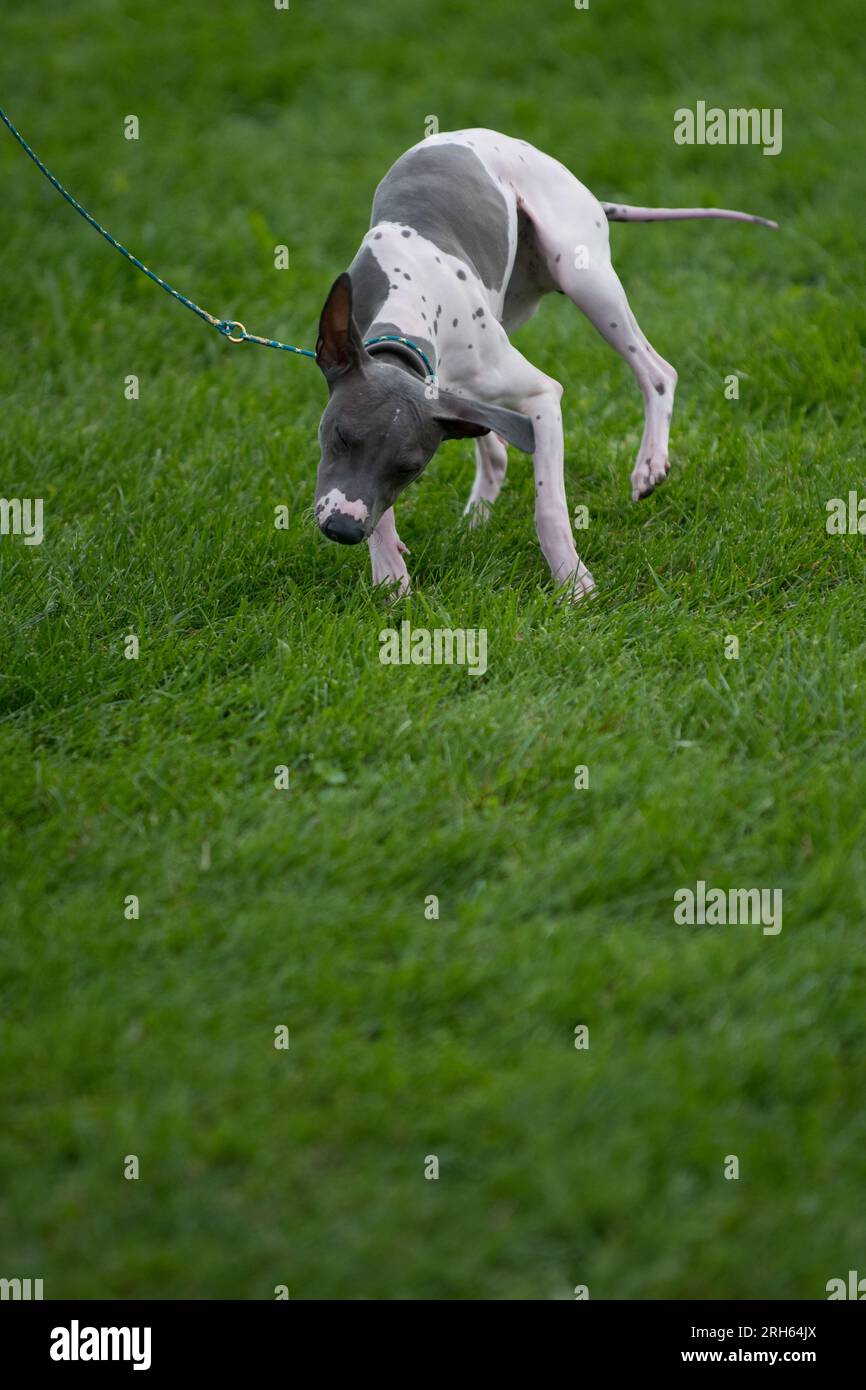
463, 432, 508, 526
562, 257, 678, 499
519, 174, 678, 499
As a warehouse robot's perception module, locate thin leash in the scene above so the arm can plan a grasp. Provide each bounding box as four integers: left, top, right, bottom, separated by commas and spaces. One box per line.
0, 107, 434, 377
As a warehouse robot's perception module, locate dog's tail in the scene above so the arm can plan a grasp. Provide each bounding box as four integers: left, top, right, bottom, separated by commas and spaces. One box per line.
602, 202, 778, 230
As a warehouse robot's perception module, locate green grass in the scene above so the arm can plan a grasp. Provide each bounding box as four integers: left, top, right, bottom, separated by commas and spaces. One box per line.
1, 0, 865, 1299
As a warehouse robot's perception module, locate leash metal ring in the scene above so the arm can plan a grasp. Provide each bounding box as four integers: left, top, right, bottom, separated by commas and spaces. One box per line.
224, 320, 247, 343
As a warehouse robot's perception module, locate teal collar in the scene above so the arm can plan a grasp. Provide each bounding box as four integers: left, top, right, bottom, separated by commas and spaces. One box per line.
363, 334, 434, 381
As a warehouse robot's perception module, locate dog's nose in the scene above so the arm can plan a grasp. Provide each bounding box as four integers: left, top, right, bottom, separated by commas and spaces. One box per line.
322, 513, 365, 545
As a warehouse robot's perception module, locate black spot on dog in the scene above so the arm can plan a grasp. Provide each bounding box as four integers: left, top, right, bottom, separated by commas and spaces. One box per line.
628, 345, 637, 353
403, 273, 411, 280
453, 318, 458, 327
610, 321, 617, 328
374, 232, 382, 239
655, 383, 665, 395
401, 229, 411, 237
456, 269, 467, 280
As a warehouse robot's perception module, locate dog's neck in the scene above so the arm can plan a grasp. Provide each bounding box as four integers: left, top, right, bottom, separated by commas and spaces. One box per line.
365, 344, 429, 378
349, 224, 442, 379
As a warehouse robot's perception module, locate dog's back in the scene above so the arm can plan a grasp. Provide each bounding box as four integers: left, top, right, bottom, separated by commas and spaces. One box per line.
370, 138, 515, 300
367, 129, 608, 333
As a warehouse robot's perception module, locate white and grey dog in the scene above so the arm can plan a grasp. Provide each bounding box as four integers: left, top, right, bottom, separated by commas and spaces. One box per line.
313, 128, 776, 598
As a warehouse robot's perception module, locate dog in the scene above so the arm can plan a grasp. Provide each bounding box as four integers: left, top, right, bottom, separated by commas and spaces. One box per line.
313, 128, 776, 599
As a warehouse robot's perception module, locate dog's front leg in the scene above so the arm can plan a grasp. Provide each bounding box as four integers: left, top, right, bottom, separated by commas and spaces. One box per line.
368, 507, 411, 599
461, 331, 595, 599
522, 374, 595, 601
464, 432, 508, 526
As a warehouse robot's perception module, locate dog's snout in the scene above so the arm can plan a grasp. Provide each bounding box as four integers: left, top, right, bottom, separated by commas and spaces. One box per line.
322, 513, 365, 545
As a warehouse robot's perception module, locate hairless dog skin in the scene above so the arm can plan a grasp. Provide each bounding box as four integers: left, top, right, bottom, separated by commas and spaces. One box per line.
313, 128, 776, 599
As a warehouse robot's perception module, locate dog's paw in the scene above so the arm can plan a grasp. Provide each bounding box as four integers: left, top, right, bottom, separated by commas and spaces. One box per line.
370, 535, 411, 601
372, 570, 412, 603
572, 568, 597, 602
631, 453, 670, 501
465, 499, 494, 529
374, 575, 411, 602
556, 565, 596, 604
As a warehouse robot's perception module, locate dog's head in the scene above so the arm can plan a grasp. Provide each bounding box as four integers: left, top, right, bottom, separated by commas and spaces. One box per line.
313, 274, 534, 544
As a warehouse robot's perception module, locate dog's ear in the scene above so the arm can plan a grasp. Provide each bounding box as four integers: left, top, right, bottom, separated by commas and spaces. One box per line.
316, 273, 368, 378
433, 391, 535, 455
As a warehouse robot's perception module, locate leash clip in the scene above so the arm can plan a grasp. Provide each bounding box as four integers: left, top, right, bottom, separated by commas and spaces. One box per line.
222, 320, 248, 344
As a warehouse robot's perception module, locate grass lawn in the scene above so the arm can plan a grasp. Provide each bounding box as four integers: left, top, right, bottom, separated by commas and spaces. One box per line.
1, 0, 864, 1299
